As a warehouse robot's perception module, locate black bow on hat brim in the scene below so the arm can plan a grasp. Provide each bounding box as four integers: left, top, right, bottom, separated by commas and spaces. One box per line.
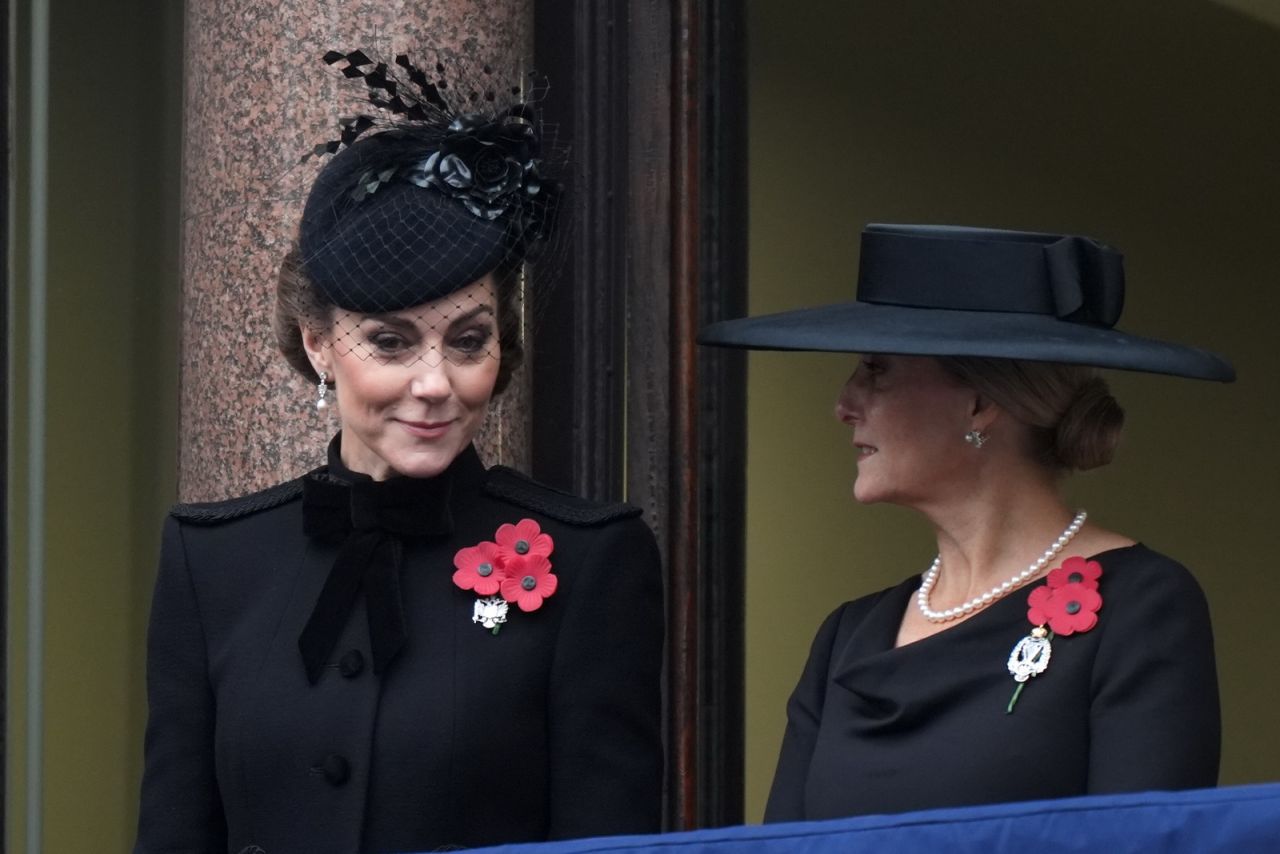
698, 301, 1236, 382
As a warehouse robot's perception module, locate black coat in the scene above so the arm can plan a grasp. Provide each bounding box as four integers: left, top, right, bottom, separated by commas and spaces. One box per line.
765, 545, 1220, 821
135, 445, 664, 854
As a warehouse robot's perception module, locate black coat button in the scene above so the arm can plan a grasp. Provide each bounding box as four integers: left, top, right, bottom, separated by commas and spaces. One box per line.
338, 649, 364, 678
322, 754, 350, 786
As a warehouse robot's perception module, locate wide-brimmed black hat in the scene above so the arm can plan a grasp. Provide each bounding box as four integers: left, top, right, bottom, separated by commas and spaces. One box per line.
298, 50, 560, 314
699, 224, 1234, 382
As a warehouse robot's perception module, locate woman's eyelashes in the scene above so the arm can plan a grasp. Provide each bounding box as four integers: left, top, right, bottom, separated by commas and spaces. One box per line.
447, 325, 494, 359
352, 322, 417, 362
367, 329, 413, 356
357, 319, 495, 363
856, 357, 885, 386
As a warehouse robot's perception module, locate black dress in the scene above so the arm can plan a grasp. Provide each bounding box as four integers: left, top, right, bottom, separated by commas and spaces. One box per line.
135, 442, 664, 854
765, 545, 1220, 821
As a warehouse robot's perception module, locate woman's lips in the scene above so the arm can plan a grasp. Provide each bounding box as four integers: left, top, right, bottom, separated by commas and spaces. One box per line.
397, 418, 455, 439
854, 442, 878, 458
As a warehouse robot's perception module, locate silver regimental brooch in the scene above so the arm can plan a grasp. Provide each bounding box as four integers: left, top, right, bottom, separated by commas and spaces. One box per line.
1007, 626, 1052, 683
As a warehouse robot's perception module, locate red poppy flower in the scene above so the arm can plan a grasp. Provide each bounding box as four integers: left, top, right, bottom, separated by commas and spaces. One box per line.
1046, 556, 1103, 591
452, 541, 507, 596
500, 554, 558, 612
1027, 582, 1102, 635
495, 518, 554, 563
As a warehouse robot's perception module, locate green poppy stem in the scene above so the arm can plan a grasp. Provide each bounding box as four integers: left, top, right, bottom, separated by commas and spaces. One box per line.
1006, 683, 1025, 714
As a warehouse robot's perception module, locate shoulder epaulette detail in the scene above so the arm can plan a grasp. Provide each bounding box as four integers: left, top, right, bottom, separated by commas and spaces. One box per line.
484, 466, 642, 526
170, 479, 305, 524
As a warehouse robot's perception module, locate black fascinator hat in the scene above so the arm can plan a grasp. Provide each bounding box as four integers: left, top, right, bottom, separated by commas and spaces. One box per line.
700, 224, 1234, 382
298, 50, 560, 314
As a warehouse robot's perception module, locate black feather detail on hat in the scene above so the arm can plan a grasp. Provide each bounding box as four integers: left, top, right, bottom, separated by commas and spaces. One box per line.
298, 49, 562, 313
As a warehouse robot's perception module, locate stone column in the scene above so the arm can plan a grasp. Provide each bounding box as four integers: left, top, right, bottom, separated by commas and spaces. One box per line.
180, 0, 533, 500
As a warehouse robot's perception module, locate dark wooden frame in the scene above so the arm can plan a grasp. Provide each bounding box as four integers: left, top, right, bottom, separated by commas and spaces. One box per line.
1, 0, 10, 834
533, 0, 747, 830
693, 3, 747, 828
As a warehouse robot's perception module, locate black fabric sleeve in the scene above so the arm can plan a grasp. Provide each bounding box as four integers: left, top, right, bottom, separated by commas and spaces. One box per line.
1087, 555, 1221, 792
763, 603, 849, 823
134, 517, 227, 854
546, 516, 665, 839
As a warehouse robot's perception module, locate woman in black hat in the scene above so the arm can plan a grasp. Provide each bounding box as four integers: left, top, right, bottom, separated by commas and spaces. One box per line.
135, 53, 663, 853
701, 224, 1230, 820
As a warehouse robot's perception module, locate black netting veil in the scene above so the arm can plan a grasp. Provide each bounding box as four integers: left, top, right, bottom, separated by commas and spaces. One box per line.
301, 134, 517, 313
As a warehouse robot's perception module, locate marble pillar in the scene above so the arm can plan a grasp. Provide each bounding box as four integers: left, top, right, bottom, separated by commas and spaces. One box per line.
180, 0, 533, 500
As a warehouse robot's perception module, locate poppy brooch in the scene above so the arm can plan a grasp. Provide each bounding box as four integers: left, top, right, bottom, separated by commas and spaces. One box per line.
453, 519, 557, 634
1006, 556, 1103, 713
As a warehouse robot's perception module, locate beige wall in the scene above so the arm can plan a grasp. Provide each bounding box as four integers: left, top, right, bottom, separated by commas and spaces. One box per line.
745, 0, 1280, 820
7, 1, 182, 851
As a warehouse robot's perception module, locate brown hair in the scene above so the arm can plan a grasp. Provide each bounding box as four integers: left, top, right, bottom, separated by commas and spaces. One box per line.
273, 245, 525, 395
937, 357, 1124, 471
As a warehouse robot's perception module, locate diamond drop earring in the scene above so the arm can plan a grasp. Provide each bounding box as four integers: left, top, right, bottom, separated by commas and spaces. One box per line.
316, 371, 330, 411
964, 429, 987, 448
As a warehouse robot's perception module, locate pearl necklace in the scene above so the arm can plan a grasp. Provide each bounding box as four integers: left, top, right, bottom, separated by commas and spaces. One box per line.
916, 510, 1088, 623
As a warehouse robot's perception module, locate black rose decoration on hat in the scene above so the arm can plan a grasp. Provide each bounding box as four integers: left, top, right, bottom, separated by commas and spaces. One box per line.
403, 107, 543, 222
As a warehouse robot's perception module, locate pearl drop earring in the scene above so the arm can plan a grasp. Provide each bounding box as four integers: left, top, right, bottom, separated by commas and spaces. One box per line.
316, 371, 329, 411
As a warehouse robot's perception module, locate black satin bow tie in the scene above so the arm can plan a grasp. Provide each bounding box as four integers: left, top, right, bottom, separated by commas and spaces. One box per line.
297, 440, 455, 684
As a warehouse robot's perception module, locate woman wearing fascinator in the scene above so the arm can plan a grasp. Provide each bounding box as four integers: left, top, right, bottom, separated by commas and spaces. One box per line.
135, 51, 663, 853
701, 224, 1230, 820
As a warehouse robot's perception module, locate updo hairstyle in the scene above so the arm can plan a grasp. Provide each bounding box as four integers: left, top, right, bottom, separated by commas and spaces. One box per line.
273, 245, 525, 396
938, 357, 1124, 471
